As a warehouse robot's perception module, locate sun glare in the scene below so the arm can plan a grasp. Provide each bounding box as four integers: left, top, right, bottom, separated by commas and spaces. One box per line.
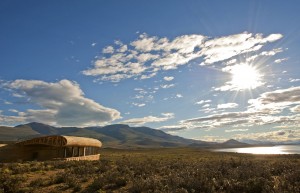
230, 63, 262, 90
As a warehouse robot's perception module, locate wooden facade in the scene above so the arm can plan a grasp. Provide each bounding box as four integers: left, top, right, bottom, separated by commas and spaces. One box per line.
0, 136, 102, 162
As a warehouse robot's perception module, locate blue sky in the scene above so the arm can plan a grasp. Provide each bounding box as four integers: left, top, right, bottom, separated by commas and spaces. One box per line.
0, 0, 300, 142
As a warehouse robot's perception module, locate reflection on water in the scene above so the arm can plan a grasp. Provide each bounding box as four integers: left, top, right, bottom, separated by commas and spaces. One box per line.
215, 145, 300, 155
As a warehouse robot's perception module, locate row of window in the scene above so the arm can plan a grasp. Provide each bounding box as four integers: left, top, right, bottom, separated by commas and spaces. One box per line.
64, 146, 99, 157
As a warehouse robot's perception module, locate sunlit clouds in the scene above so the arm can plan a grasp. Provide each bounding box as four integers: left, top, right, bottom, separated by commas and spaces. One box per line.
234, 129, 300, 143
121, 113, 174, 125
217, 103, 239, 109
248, 86, 300, 112
163, 76, 174, 81
1, 79, 121, 126
159, 86, 300, 136
83, 32, 283, 83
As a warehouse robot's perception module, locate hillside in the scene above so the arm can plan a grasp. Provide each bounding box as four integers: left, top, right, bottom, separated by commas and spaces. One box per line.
0, 122, 213, 148
221, 139, 249, 147
0, 125, 40, 141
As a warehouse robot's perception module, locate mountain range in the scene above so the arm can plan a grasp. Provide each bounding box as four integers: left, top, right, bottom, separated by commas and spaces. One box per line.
0, 122, 249, 148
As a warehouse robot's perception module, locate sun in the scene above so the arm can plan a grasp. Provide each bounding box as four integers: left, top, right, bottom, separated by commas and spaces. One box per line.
230, 63, 262, 90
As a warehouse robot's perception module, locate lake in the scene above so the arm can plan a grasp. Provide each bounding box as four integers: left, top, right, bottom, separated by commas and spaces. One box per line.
214, 145, 300, 155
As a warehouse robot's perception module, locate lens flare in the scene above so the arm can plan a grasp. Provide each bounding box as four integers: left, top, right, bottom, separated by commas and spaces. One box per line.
230, 63, 262, 90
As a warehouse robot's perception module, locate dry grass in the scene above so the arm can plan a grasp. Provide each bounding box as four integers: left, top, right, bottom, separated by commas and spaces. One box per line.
0, 148, 299, 193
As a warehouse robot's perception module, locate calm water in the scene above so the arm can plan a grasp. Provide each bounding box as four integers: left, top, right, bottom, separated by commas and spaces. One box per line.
214, 145, 300, 155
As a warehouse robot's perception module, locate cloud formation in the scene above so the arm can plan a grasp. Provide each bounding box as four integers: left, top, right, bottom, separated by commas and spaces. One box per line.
254, 87, 300, 104
121, 113, 174, 125
248, 86, 300, 111
160, 84, 175, 89
274, 58, 288, 64
132, 102, 146, 107
3, 79, 121, 126
195, 100, 211, 105
180, 86, 300, 130
83, 32, 283, 82
217, 103, 238, 109
234, 129, 300, 142
124, 86, 300, 134
163, 76, 174, 81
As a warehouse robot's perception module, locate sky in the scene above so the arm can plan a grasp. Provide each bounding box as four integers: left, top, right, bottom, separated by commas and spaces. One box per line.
0, 0, 300, 142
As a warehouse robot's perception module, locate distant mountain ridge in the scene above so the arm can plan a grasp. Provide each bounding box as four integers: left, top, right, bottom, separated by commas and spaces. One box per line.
1, 122, 298, 147
0, 122, 248, 148
0, 122, 208, 148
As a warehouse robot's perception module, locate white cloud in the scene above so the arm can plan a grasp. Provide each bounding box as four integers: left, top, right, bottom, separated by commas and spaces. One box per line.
91, 42, 97, 47
248, 86, 300, 112
183, 111, 254, 125
198, 107, 216, 114
99, 74, 134, 82
289, 78, 300, 83
161, 112, 174, 117
176, 94, 183, 98
136, 53, 159, 63
244, 48, 283, 63
121, 113, 174, 125
0, 112, 26, 125
225, 58, 237, 65
134, 88, 144, 91
200, 33, 283, 65
8, 109, 19, 113
196, 135, 229, 142
195, 100, 211, 105
151, 52, 197, 70
202, 104, 210, 108
290, 105, 300, 113
217, 103, 238, 109
4, 79, 121, 126
130, 33, 162, 52
83, 51, 148, 82
264, 34, 283, 42
133, 95, 144, 99
4, 101, 12, 105
83, 32, 283, 82
131, 87, 156, 106
102, 46, 114, 54
234, 129, 300, 142
163, 76, 174, 81
132, 102, 146, 107
160, 84, 175, 89
140, 72, 157, 80
12, 93, 24, 98
118, 45, 128, 53
181, 86, 300, 130
274, 58, 288, 64
260, 48, 283, 56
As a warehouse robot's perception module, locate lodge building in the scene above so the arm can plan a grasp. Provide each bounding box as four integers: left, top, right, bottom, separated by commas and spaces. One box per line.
0, 135, 102, 162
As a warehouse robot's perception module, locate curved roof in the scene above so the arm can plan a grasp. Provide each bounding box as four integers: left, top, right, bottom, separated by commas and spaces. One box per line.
17, 135, 102, 147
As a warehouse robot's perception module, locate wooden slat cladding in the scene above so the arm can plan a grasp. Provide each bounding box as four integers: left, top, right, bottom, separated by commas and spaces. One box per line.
17, 136, 67, 147
17, 135, 102, 147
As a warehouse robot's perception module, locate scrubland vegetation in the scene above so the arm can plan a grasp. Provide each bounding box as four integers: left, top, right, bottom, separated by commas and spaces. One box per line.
0, 148, 299, 193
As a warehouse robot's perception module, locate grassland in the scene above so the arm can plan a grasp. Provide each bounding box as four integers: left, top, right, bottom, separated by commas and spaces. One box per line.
1, 148, 299, 193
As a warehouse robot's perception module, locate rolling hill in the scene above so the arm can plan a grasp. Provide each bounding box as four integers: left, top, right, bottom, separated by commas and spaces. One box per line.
0, 122, 216, 148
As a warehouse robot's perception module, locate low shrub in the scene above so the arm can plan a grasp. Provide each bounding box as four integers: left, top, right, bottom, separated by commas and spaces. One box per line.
0, 148, 299, 192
